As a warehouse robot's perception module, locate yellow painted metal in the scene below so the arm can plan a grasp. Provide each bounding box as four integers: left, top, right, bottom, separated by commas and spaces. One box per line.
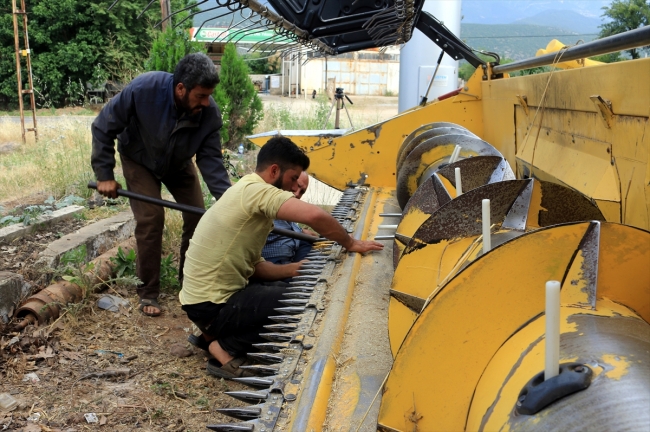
387, 298, 417, 357
535, 39, 604, 70
389, 236, 479, 355
248, 72, 485, 190
380, 221, 649, 430
403, 141, 492, 203
597, 223, 650, 323
481, 58, 650, 230
466, 299, 644, 431
378, 223, 588, 431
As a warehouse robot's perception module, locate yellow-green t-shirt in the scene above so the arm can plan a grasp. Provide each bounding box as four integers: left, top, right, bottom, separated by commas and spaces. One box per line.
179, 173, 294, 305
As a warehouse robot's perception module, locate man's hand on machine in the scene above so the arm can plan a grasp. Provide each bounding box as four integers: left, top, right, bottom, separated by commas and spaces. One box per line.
96, 180, 122, 199
253, 260, 307, 280
345, 237, 384, 254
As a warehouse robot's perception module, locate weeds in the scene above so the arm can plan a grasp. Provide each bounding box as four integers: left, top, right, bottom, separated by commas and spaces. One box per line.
0, 194, 85, 227
0, 205, 51, 227
0, 118, 104, 203
110, 246, 137, 278
60, 244, 88, 269
160, 253, 180, 292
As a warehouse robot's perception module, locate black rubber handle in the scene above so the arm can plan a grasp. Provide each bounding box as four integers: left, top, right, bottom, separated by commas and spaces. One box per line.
88, 181, 318, 243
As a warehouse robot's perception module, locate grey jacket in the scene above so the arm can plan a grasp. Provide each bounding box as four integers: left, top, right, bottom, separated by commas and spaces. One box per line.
90, 71, 231, 199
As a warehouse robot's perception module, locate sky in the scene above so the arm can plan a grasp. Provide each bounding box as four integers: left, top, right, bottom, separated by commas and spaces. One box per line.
460, 0, 612, 24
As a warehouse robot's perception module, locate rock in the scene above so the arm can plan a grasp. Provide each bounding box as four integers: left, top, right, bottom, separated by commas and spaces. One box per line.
169, 343, 192, 358
0, 142, 19, 154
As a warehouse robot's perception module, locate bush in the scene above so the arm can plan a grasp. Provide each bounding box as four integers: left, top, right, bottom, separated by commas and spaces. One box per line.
214, 44, 263, 150
145, 26, 206, 73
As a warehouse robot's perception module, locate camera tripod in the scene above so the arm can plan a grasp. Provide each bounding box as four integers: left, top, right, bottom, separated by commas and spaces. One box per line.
323, 87, 354, 129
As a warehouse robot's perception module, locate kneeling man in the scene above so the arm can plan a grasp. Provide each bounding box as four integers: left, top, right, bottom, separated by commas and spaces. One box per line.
179, 136, 383, 378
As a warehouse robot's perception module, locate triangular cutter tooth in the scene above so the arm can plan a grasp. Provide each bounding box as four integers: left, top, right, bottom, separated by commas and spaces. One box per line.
232, 376, 276, 388
224, 389, 269, 403
214, 406, 262, 421
239, 364, 280, 375
285, 286, 314, 292
260, 332, 294, 342
268, 314, 303, 323
274, 306, 306, 314
278, 299, 309, 306
283, 292, 312, 299
247, 352, 284, 364
252, 342, 290, 352
207, 422, 255, 431
264, 323, 299, 331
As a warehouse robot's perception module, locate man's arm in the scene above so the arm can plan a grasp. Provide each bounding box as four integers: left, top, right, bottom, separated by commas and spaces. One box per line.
252, 260, 304, 280
276, 198, 383, 254
90, 85, 135, 198
195, 116, 231, 200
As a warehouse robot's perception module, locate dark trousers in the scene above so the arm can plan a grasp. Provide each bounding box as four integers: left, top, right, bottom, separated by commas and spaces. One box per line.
266, 241, 313, 265
181, 281, 288, 357
120, 154, 204, 300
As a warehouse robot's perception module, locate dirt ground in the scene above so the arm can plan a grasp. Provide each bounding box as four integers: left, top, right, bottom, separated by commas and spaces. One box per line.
0, 284, 250, 431
0, 202, 252, 431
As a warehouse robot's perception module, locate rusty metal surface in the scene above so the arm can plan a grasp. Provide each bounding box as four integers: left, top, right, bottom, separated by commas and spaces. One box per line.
401, 174, 452, 216
504, 314, 650, 431
394, 175, 451, 267
405, 180, 529, 250
569, 221, 600, 309
536, 181, 606, 226
389, 289, 426, 313
396, 135, 502, 208
502, 180, 534, 231
396, 126, 476, 175
436, 156, 510, 193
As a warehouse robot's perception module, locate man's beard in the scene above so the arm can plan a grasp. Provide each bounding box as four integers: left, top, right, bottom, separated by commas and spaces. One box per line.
180, 92, 200, 114
272, 170, 285, 189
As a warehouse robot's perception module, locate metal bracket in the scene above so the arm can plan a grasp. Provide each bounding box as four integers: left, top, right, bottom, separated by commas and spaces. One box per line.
517, 95, 530, 117
590, 95, 614, 129
414, 12, 486, 69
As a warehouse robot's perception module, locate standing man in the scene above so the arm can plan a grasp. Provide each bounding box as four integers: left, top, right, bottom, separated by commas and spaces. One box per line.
180, 136, 383, 378
261, 171, 316, 265
91, 53, 231, 316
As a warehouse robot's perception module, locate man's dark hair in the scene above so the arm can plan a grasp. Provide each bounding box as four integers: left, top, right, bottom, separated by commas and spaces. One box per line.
257, 135, 310, 172
173, 53, 220, 90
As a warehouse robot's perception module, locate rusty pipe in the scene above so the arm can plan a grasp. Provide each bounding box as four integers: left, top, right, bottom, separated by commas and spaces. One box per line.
14, 238, 137, 329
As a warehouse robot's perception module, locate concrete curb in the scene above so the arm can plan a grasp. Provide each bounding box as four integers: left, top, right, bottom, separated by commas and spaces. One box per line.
0, 205, 85, 244
0, 210, 135, 324
0, 272, 31, 323
36, 210, 135, 272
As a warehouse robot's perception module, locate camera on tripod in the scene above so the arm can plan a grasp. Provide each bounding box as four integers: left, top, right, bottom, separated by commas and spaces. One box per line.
334, 87, 353, 105
323, 87, 354, 129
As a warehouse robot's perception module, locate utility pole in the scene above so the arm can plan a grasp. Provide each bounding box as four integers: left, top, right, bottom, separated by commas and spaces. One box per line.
12, 0, 38, 143
159, 0, 171, 31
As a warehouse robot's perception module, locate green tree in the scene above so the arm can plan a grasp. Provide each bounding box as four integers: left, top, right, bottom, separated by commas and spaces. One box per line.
599, 0, 650, 59
145, 26, 206, 73
0, 0, 197, 109
590, 52, 625, 63
214, 44, 263, 150
245, 53, 281, 74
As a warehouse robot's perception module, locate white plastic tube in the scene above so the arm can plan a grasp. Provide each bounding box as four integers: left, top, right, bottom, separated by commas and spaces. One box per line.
455, 167, 463, 196
450, 145, 461, 163
545, 280, 561, 380
482, 199, 491, 253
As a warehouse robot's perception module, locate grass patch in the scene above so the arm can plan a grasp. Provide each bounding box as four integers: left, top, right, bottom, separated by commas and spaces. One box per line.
0, 118, 109, 204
